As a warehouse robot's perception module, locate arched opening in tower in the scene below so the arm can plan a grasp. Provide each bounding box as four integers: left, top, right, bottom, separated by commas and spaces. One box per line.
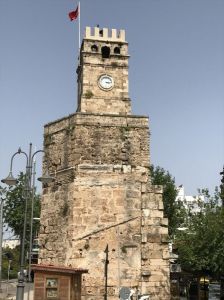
101, 46, 110, 58
114, 47, 120, 54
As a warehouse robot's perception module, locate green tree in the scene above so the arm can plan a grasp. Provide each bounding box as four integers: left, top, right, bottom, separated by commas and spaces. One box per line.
220, 167, 224, 206
150, 165, 186, 237
3, 173, 40, 245
2, 246, 20, 279
176, 188, 224, 277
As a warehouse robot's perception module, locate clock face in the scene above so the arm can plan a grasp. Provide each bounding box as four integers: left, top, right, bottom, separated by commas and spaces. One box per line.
98, 75, 114, 90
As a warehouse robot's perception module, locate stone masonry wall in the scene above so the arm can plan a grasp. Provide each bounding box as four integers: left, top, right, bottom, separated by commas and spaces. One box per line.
39, 112, 170, 300
43, 113, 149, 172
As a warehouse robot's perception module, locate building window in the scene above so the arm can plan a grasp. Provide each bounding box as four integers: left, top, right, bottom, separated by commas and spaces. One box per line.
114, 47, 120, 54
91, 45, 98, 52
101, 46, 110, 58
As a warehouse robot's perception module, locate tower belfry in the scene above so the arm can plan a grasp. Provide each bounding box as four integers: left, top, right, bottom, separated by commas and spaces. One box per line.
39, 27, 170, 300
77, 27, 131, 114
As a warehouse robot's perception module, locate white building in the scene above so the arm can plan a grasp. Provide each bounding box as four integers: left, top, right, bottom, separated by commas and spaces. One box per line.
176, 185, 204, 214
2, 239, 20, 249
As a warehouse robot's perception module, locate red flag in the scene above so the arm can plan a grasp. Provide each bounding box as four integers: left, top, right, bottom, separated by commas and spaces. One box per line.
68, 6, 79, 21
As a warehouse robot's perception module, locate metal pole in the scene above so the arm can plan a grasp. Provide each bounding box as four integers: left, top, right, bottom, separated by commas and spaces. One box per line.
220, 166, 224, 207
78, 1, 81, 49
16, 143, 32, 300
0, 198, 4, 292
204, 276, 206, 300
28, 160, 36, 282
6, 259, 12, 296
104, 244, 109, 300
1, 143, 53, 300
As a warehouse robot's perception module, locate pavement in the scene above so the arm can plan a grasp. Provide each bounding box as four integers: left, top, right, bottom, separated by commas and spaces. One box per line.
0, 280, 33, 300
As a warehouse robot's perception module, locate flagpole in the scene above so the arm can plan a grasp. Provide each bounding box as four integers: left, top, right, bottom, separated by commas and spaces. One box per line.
78, 1, 81, 49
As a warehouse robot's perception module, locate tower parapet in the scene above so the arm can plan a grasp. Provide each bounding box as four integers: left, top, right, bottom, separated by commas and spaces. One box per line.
85, 26, 126, 42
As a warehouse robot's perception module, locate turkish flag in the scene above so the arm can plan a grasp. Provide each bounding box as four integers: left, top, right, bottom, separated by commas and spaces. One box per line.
68, 6, 78, 21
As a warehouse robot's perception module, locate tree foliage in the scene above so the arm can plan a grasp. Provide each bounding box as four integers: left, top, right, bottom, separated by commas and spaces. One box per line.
150, 165, 224, 277
2, 246, 20, 279
176, 188, 224, 276
3, 173, 40, 244
150, 165, 186, 237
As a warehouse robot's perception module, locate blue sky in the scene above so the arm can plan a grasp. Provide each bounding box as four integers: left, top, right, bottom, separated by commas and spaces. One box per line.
0, 0, 223, 196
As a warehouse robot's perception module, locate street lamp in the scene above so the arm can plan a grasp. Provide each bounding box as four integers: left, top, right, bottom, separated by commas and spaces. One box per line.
0, 197, 4, 293
1, 143, 54, 300
220, 166, 224, 207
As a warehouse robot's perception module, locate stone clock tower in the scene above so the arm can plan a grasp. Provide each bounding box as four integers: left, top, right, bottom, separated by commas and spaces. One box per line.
76, 27, 130, 115
39, 27, 170, 300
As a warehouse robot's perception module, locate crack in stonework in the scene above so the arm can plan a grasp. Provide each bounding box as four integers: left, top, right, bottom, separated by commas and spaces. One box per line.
72, 216, 140, 241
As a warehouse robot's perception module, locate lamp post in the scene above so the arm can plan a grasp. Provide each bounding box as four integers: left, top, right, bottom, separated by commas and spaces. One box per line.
1, 252, 13, 296
220, 166, 224, 207
28, 160, 36, 282
0, 197, 4, 293
1, 143, 54, 300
